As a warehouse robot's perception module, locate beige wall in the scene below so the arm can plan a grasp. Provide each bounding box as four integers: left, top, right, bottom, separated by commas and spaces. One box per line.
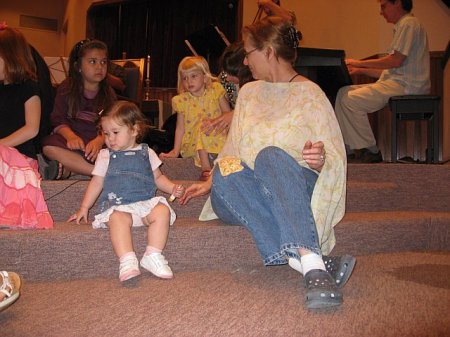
2, 0, 449, 59
243, 0, 450, 59
0, 0, 95, 57
0, 0, 67, 56
62, 0, 96, 56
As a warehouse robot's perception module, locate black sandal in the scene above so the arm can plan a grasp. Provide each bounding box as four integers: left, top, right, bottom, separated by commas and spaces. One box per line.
55, 162, 71, 180
44, 160, 71, 180
304, 269, 343, 310
288, 254, 356, 288
43, 160, 59, 180
323, 255, 356, 288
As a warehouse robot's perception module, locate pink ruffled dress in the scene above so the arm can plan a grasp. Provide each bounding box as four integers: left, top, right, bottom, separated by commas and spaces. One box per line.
0, 145, 53, 229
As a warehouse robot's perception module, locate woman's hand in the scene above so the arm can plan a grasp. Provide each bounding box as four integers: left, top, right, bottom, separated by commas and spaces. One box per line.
85, 135, 104, 162
179, 181, 212, 205
303, 140, 326, 172
201, 111, 233, 136
65, 134, 86, 151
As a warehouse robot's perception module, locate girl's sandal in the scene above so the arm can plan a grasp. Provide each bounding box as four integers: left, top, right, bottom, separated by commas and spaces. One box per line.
43, 160, 59, 180
323, 255, 356, 288
304, 269, 343, 310
0, 271, 22, 312
44, 160, 71, 180
54, 161, 71, 180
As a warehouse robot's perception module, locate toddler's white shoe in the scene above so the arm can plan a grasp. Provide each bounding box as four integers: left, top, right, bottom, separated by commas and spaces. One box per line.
140, 253, 173, 279
119, 255, 141, 282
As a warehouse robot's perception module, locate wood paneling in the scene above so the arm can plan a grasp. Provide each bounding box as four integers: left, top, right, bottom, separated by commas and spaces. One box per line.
148, 87, 177, 104
443, 58, 450, 162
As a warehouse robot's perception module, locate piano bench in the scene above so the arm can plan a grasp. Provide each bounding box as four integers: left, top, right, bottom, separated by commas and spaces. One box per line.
388, 95, 441, 164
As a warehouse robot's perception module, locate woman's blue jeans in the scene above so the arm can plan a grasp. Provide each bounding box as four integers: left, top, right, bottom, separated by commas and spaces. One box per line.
211, 146, 321, 266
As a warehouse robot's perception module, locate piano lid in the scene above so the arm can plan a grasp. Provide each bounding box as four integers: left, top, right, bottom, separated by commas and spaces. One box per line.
294, 47, 352, 105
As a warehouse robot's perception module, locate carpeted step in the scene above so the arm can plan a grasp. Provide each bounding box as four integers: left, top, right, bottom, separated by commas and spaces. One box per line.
1, 211, 449, 282
42, 179, 205, 222
15, 159, 448, 283
1, 252, 450, 337
346, 163, 450, 212
42, 161, 450, 222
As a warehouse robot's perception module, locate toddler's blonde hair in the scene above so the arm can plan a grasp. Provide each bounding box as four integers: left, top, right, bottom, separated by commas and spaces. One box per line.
176, 56, 216, 94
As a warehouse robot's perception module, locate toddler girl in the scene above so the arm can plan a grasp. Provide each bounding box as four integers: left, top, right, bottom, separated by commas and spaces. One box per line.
42, 39, 116, 179
0, 24, 53, 229
159, 56, 231, 180
69, 101, 184, 282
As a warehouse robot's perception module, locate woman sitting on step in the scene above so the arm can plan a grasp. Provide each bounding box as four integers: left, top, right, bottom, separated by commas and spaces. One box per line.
181, 16, 355, 310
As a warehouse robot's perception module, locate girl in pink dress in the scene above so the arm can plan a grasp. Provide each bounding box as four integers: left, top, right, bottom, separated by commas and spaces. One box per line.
0, 24, 53, 229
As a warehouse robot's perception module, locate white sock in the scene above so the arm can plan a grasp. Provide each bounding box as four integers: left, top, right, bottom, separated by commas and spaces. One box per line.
144, 245, 162, 256
288, 258, 303, 275
301, 253, 326, 276
119, 251, 137, 264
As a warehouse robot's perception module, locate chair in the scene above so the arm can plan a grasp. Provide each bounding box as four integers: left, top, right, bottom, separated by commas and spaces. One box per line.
44, 56, 69, 86
388, 95, 441, 163
110, 58, 145, 105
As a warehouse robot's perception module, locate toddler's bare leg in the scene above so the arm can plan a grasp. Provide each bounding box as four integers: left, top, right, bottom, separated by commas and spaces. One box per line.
142, 203, 170, 250
108, 211, 134, 258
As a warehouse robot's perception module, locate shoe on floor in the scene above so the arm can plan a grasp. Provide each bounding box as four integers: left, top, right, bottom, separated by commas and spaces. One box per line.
288, 255, 356, 288
323, 255, 356, 288
43, 160, 60, 180
43, 160, 72, 180
140, 253, 173, 279
0, 271, 22, 312
304, 269, 343, 310
359, 148, 383, 163
119, 256, 141, 282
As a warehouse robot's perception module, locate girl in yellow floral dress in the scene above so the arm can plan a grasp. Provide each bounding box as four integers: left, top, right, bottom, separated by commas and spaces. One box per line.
159, 56, 231, 180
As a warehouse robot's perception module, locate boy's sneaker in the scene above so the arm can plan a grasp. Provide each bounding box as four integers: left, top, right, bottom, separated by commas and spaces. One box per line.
140, 253, 173, 279
119, 255, 141, 282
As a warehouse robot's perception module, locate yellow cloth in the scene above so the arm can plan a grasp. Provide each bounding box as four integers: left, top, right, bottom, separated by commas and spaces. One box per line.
200, 80, 347, 255
172, 82, 227, 167
217, 156, 244, 176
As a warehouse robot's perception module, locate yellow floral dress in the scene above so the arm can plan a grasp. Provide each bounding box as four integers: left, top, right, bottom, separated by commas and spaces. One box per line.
172, 82, 227, 166
201, 80, 347, 255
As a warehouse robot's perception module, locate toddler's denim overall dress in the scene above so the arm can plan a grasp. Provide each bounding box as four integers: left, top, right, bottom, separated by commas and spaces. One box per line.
98, 144, 156, 212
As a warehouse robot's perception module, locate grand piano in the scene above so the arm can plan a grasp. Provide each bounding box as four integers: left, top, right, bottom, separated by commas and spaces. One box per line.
294, 47, 352, 105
